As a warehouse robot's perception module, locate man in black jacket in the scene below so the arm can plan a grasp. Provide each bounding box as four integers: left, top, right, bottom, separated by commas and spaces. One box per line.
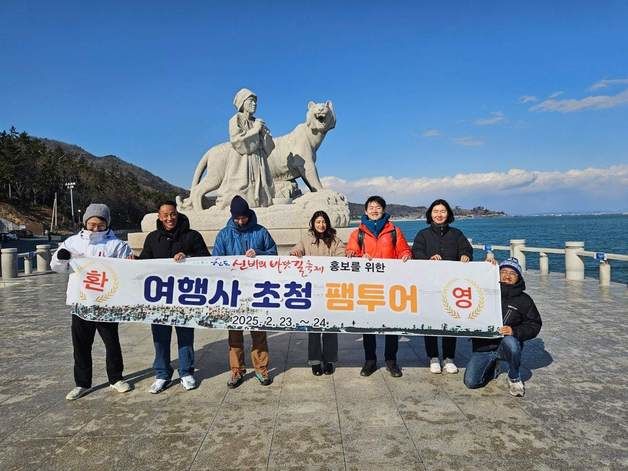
463, 257, 542, 397
140, 200, 210, 394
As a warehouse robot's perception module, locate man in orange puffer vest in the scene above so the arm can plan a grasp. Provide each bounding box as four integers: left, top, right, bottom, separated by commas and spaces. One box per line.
346, 195, 412, 378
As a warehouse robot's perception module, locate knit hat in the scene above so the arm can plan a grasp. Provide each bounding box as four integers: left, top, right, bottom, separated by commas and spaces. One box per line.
233, 88, 256, 111
230, 195, 251, 218
83, 203, 111, 227
499, 257, 522, 278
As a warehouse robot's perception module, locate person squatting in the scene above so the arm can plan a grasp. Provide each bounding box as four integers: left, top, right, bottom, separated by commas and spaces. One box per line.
52, 196, 541, 401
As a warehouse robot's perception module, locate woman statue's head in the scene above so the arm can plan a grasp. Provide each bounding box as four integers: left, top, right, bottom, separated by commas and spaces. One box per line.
233, 88, 257, 112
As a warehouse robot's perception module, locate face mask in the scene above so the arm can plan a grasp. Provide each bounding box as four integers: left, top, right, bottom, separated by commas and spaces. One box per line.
83, 230, 108, 242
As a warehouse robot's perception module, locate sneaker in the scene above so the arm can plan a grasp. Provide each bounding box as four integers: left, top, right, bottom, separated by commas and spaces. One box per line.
385, 360, 402, 378
360, 360, 377, 377
323, 363, 335, 375
180, 375, 197, 391
429, 357, 442, 374
110, 380, 131, 393
508, 378, 525, 397
443, 358, 458, 374
311, 364, 323, 376
149, 378, 170, 394
227, 370, 244, 389
255, 371, 272, 386
66, 387, 88, 401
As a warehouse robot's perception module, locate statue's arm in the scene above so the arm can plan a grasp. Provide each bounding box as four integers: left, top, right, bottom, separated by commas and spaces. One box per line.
229, 115, 261, 155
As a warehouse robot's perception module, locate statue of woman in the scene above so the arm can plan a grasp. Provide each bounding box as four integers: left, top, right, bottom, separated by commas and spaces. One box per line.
216, 88, 275, 208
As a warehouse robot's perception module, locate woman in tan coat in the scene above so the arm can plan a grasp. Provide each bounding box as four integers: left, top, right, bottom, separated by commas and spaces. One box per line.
290, 210, 345, 375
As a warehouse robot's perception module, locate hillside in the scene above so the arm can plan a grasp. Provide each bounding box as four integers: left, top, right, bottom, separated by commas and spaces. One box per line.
0, 128, 188, 230
39, 138, 185, 196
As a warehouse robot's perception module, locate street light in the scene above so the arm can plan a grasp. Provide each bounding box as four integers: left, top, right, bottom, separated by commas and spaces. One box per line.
65, 182, 76, 225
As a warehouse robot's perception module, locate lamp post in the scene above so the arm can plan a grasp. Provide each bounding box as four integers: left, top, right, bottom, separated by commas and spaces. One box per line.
77, 209, 82, 229
65, 182, 76, 226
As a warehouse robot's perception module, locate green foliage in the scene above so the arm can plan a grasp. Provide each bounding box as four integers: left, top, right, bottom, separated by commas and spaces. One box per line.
0, 128, 179, 228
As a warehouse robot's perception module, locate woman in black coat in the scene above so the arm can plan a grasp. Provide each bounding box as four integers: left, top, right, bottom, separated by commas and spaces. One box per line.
411, 199, 473, 374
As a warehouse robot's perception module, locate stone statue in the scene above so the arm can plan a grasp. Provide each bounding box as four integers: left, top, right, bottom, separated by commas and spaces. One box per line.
177, 100, 336, 211
214, 88, 275, 209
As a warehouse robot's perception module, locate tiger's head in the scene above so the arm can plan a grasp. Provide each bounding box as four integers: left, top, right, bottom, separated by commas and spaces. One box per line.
306, 101, 336, 133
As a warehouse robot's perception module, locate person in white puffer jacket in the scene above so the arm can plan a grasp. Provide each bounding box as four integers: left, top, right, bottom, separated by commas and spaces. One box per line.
51, 203, 133, 400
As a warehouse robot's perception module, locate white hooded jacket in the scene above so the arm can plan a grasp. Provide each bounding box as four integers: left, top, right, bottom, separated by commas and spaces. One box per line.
51, 229, 133, 273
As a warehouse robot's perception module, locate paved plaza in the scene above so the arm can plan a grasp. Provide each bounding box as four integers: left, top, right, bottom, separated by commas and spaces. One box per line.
0, 271, 626, 470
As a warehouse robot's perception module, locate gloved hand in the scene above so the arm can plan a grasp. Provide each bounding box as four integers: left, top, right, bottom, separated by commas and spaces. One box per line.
56, 248, 71, 260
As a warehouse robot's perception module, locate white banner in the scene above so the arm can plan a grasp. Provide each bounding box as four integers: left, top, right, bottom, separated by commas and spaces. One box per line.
67, 256, 502, 338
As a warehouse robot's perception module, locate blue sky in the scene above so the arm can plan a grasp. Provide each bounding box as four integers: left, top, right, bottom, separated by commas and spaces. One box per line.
1, 1, 627, 214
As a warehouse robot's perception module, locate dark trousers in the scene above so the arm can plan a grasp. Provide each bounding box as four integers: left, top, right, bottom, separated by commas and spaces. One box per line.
425, 336, 457, 359
151, 324, 195, 380
363, 334, 398, 362
72, 315, 124, 388
308, 332, 338, 365
464, 337, 524, 388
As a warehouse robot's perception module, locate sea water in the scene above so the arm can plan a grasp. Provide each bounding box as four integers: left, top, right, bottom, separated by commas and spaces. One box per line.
383, 214, 627, 284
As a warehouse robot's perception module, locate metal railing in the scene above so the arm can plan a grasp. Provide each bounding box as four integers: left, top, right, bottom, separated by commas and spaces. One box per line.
470, 239, 627, 286
0, 245, 54, 280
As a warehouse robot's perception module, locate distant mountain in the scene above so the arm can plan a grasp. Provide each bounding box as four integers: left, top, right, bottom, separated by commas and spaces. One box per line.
39, 138, 186, 196
349, 202, 505, 219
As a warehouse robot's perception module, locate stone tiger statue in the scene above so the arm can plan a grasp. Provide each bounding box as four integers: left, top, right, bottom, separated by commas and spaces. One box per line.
177, 101, 336, 210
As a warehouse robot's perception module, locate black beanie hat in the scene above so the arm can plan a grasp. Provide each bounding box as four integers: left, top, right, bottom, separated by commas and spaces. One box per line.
230, 195, 251, 218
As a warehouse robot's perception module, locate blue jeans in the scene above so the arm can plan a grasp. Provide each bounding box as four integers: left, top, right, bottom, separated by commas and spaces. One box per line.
152, 324, 194, 380
464, 336, 523, 389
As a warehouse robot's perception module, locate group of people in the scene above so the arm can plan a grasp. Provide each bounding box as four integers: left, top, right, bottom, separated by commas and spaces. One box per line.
51, 194, 542, 402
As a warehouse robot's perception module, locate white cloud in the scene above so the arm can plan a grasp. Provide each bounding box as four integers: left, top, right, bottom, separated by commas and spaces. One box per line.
421, 129, 441, 137
474, 111, 506, 126
589, 78, 628, 90
519, 95, 538, 104
453, 136, 484, 147
321, 165, 628, 213
548, 91, 564, 98
530, 89, 628, 113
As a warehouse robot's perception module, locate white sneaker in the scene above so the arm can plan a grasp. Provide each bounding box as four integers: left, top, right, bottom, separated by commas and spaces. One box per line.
180, 375, 197, 391
110, 380, 131, 393
508, 379, 525, 397
149, 379, 170, 394
66, 387, 88, 401
443, 358, 458, 374
429, 357, 442, 374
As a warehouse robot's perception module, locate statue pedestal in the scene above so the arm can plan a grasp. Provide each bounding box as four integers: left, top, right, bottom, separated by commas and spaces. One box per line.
128, 190, 353, 255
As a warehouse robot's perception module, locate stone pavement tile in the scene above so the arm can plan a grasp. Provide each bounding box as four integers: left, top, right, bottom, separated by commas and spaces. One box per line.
269, 411, 343, 469
395, 393, 468, 427
0, 387, 66, 441
279, 367, 336, 404
210, 401, 277, 433
405, 422, 506, 470
190, 426, 273, 470
337, 397, 405, 430
164, 378, 228, 405
346, 463, 424, 471
48, 432, 203, 471
6, 401, 105, 441
341, 425, 421, 468
0, 437, 70, 471
279, 398, 337, 417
